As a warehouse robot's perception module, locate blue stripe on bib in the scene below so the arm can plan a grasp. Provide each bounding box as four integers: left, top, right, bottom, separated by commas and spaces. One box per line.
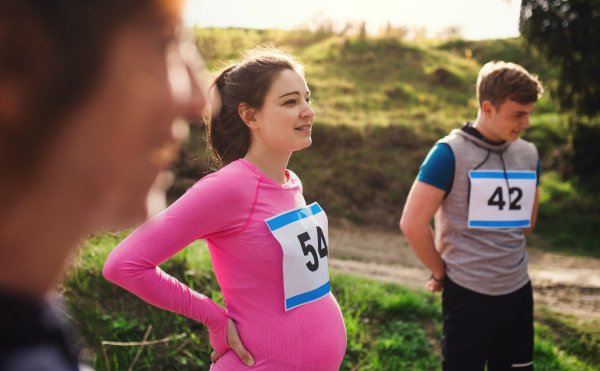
286, 281, 330, 310
469, 220, 531, 228
266, 203, 323, 231
470, 172, 536, 180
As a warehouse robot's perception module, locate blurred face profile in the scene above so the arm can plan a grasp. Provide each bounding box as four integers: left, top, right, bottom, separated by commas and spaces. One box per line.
0, 1, 209, 298
64, 17, 207, 228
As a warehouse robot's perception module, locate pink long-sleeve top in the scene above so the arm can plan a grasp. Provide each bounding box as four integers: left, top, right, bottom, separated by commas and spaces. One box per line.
103, 159, 347, 370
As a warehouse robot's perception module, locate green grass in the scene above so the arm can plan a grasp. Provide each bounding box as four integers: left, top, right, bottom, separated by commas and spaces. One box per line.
66, 231, 444, 370
64, 231, 599, 370
535, 307, 600, 367
533, 171, 600, 257
65, 233, 218, 370
331, 271, 442, 370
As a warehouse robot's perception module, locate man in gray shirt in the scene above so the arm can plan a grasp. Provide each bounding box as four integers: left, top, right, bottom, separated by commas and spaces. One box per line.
400, 61, 543, 370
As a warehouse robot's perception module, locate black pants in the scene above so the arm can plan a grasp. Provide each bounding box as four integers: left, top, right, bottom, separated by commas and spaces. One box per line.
441, 278, 534, 371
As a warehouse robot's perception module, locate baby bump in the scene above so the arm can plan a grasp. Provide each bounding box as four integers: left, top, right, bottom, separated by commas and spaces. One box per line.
294, 292, 347, 369
212, 293, 346, 371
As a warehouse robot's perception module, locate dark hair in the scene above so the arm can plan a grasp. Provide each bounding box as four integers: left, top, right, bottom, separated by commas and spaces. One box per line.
0, 0, 181, 207
207, 45, 303, 167
477, 61, 544, 110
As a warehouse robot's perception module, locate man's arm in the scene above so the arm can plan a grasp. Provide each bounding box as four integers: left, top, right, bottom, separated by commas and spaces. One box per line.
523, 187, 540, 236
400, 180, 447, 292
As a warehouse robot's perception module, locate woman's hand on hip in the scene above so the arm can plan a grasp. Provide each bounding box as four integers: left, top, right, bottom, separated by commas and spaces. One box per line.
211, 317, 255, 367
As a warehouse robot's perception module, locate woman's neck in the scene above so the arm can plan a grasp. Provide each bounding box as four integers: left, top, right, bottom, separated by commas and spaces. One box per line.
243, 144, 291, 184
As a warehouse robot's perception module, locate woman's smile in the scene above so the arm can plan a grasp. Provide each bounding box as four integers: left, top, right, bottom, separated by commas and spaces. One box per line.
294, 124, 312, 133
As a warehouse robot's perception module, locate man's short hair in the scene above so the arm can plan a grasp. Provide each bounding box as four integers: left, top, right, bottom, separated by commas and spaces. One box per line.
477, 61, 543, 110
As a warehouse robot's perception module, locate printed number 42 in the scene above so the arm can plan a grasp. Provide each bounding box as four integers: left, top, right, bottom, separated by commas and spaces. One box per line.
297, 226, 329, 272
488, 186, 523, 210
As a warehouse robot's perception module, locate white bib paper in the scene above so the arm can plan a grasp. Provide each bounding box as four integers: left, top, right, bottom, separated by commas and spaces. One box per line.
468, 170, 536, 228
265, 202, 330, 311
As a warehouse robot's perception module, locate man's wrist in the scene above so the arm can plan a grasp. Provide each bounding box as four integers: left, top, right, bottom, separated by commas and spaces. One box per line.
430, 273, 445, 283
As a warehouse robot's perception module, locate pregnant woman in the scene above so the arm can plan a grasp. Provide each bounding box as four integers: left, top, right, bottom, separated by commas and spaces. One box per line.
103, 46, 347, 370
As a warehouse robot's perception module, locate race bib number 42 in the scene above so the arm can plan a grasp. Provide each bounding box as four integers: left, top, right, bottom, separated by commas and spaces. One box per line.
468, 171, 536, 228
265, 202, 330, 311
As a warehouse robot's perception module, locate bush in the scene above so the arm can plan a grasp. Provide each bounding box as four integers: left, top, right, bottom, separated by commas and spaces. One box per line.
570, 115, 600, 190
536, 171, 600, 254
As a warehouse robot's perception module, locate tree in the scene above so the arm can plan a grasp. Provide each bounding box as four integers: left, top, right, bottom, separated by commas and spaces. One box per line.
520, 0, 600, 188
519, 0, 600, 116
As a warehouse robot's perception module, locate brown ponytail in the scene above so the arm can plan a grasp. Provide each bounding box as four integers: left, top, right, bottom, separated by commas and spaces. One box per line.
207, 45, 303, 167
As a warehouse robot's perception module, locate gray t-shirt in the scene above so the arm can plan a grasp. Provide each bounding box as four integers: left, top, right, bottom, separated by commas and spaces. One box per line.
432, 128, 539, 295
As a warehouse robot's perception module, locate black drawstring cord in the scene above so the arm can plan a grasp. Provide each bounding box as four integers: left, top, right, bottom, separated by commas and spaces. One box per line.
474, 149, 491, 170
468, 149, 492, 205
500, 149, 512, 205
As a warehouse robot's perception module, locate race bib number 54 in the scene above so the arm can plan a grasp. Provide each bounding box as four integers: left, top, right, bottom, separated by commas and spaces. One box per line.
265, 202, 330, 311
468, 171, 536, 228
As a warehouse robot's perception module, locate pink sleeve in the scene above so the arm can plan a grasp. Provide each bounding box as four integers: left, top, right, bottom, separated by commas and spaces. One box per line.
103, 171, 256, 354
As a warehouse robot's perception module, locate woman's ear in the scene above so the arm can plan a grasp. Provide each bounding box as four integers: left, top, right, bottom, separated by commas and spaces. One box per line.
238, 103, 259, 129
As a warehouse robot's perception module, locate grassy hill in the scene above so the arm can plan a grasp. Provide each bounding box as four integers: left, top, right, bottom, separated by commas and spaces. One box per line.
172, 27, 598, 253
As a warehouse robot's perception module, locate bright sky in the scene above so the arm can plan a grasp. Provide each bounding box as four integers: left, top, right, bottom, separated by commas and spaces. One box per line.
184, 0, 522, 40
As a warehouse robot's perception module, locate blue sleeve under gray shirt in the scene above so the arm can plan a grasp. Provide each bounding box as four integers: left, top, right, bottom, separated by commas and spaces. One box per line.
417, 143, 541, 193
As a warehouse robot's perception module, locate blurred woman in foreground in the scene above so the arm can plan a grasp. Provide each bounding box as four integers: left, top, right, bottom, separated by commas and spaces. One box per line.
0, 0, 206, 370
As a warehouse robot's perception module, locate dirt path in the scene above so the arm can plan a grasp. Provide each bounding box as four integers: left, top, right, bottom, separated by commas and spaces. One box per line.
328, 225, 600, 319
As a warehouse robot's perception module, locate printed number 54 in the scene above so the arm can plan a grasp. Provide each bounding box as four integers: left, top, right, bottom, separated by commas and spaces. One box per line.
297, 226, 329, 272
